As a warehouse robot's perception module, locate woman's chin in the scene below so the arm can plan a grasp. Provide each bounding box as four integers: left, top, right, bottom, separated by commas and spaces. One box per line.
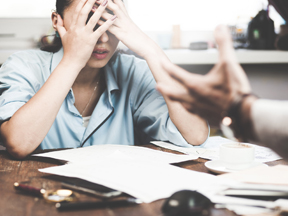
86, 58, 108, 69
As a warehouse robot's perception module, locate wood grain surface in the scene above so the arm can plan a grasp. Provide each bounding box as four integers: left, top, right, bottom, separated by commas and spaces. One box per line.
0, 144, 286, 216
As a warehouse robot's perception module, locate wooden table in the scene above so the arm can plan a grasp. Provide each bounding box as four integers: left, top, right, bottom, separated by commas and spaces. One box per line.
0, 145, 287, 216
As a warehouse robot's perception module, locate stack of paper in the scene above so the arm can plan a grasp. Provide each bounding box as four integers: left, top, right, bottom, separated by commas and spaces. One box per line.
34, 144, 237, 203
219, 165, 288, 186
213, 165, 288, 215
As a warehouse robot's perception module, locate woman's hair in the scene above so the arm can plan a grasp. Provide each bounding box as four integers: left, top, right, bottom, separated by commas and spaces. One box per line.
40, 0, 73, 53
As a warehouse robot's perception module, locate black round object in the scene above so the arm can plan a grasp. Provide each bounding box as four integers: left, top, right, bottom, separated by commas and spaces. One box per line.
161, 190, 212, 216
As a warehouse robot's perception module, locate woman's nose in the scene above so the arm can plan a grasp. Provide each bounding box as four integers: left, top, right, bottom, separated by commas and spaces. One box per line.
97, 32, 109, 43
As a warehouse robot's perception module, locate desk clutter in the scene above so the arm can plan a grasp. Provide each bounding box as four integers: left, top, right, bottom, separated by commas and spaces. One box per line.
26, 137, 288, 215
151, 136, 282, 164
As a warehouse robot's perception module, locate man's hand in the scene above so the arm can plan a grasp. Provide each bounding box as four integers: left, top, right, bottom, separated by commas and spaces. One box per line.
157, 25, 251, 127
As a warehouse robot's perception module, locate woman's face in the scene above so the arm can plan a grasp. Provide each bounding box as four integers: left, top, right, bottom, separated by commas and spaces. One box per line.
62, 0, 119, 69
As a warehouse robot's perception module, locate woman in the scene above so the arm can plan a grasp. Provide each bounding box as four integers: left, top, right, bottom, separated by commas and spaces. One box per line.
0, 0, 208, 159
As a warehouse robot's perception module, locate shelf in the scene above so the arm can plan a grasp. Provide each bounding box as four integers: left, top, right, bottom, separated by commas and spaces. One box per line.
1, 49, 288, 65
164, 49, 288, 65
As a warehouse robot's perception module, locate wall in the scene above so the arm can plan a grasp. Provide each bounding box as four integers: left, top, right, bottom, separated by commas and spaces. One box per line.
179, 64, 288, 100
0, 18, 52, 49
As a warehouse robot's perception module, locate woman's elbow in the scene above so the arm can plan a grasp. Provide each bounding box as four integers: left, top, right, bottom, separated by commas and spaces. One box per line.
190, 136, 207, 146
188, 127, 209, 146
3, 136, 34, 160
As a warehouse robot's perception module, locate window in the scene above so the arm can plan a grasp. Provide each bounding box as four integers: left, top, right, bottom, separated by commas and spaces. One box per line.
1, 0, 284, 31
1, 0, 55, 18
126, 0, 285, 31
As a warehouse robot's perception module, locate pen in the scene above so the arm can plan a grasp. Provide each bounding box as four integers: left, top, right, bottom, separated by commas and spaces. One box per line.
14, 182, 76, 202
14, 182, 46, 197
61, 182, 122, 198
55, 198, 142, 211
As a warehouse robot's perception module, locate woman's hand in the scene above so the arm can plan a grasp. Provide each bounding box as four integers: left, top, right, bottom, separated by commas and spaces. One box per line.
56, 0, 117, 69
157, 25, 252, 127
97, 0, 154, 58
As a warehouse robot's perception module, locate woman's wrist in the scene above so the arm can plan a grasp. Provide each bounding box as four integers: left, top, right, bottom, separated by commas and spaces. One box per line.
61, 56, 86, 72
139, 35, 164, 60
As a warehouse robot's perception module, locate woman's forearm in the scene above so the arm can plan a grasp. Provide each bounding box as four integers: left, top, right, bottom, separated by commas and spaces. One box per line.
164, 99, 209, 145
143, 42, 209, 145
1, 59, 82, 159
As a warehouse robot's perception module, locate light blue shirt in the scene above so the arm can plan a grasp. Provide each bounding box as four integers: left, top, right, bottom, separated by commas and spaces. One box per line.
0, 49, 199, 149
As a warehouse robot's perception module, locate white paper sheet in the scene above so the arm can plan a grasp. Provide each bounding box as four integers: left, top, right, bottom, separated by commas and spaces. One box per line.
222, 204, 274, 215
33, 144, 198, 164
34, 145, 238, 203
151, 136, 282, 163
39, 155, 236, 203
219, 165, 288, 186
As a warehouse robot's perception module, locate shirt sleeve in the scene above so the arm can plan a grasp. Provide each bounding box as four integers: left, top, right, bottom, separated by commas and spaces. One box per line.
0, 53, 40, 122
251, 99, 288, 159
130, 59, 193, 148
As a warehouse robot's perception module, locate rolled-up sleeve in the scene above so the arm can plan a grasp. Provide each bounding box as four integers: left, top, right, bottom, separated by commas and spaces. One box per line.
131, 62, 191, 147
251, 99, 288, 159
0, 53, 40, 122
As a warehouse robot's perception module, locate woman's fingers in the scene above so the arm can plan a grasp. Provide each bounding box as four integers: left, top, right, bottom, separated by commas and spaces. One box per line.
72, 0, 88, 26
93, 14, 117, 38
77, 0, 102, 26
87, 0, 109, 29
56, 14, 66, 37
113, 0, 128, 15
106, 0, 125, 18
97, 19, 120, 32
100, 9, 114, 20
99, 10, 122, 28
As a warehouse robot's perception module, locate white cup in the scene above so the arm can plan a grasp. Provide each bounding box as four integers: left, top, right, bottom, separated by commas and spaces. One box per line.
219, 143, 255, 170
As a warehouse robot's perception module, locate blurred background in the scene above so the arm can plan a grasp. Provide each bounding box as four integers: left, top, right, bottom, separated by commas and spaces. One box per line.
0, 0, 288, 106
0, 0, 285, 49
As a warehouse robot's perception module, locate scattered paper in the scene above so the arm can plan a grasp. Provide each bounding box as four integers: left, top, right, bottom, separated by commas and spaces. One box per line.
224, 204, 274, 215
219, 165, 288, 186
151, 136, 282, 163
36, 147, 235, 203
33, 144, 198, 165
34, 143, 284, 212
210, 194, 276, 209
40, 161, 236, 203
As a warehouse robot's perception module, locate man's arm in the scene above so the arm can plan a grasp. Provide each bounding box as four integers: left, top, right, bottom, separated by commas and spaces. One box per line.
157, 25, 288, 159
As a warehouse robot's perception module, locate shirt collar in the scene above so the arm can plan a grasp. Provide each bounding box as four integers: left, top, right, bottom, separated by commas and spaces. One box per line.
104, 60, 119, 94
103, 58, 120, 108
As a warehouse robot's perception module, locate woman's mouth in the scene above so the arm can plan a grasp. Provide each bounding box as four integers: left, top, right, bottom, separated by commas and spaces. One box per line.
92, 49, 109, 60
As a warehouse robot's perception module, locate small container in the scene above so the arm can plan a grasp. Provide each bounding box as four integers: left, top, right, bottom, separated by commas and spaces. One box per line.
219, 143, 255, 170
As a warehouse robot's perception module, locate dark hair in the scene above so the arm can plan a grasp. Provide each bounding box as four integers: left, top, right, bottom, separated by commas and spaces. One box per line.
40, 0, 73, 53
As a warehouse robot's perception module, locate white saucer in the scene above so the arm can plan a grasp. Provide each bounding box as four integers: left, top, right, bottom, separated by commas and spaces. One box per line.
205, 160, 268, 174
